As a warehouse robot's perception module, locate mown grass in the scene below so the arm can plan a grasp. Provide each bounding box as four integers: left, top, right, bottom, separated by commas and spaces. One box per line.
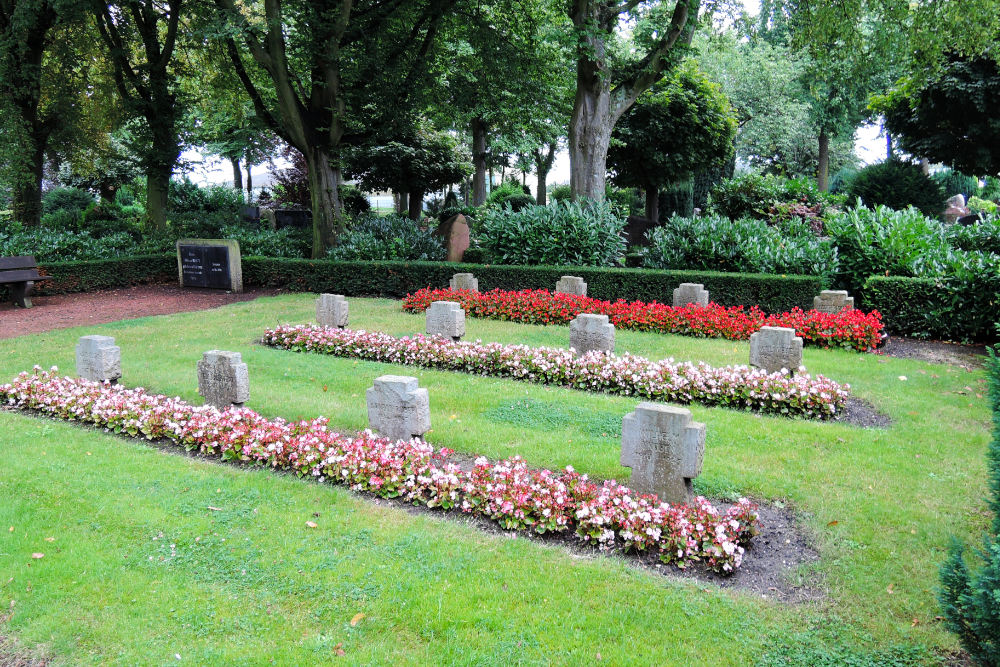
0, 293, 992, 665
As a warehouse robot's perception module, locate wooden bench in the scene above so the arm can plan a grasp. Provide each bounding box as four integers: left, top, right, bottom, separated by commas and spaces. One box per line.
0, 256, 51, 308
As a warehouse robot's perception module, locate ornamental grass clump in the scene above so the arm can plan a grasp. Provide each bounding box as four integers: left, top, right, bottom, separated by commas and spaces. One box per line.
1, 368, 759, 573
402, 287, 884, 352
261, 325, 850, 418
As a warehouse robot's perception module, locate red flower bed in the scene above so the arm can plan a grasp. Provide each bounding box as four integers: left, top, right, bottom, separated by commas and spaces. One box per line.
402, 288, 884, 351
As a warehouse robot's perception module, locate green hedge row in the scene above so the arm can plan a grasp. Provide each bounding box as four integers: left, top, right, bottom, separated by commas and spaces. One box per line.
864, 275, 1000, 342
0, 254, 176, 302
242, 257, 825, 313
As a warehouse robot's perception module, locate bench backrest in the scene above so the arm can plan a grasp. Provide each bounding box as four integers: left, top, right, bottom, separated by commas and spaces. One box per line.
0, 256, 39, 271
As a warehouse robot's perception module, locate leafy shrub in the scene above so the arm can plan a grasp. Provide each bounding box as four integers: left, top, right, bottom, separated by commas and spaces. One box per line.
709, 173, 843, 222
549, 184, 572, 202
338, 184, 371, 216
479, 199, 627, 267
829, 166, 858, 195
40, 208, 82, 231
326, 214, 445, 261
605, 185, 643, 217
932, 168, 982, 200
168, 178, 245, 238
644, 215, 838, 277
42, 186, 94, 216
484, 181, 531, 211
0, 226, 171, 262
949, 215, 1000, 254
658, 181, 693, 218
983, 176, 1000, 202
846, 160, 945, 217
219, 225, 308, 258
969, 196, 999, 215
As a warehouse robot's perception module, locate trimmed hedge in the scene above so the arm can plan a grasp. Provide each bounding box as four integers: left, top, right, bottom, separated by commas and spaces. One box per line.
242, 257, 825, 313
0, 254, 175, 302
864, 275, 1000, 342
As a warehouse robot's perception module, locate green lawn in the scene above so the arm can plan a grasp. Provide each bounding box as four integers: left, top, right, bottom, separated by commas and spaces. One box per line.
0, 294, 992, 665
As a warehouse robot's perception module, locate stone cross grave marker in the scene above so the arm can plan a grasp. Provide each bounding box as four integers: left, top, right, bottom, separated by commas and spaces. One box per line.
197, 350, 250, 408
620, 402, 705, 505
672, 282, 709, 308
366, 375, 431, 442
813, 290, 854, 314
555, 275, 587, 297
317, 294, 349, 329
426, 301, 466, 340
749, 326, 803, 374
449, 272, 479, 292
569, 313, 615, 355
76, 335, 121, 383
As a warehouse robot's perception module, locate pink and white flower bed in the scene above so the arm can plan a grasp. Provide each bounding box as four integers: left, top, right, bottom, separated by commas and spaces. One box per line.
1, 368, 759, 573
262, 324, 849, 419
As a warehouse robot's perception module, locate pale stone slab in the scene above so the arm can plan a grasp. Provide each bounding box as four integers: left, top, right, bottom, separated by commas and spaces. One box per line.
76, 335, 121, 383
749, 326, 803, 374
366, 375, 431, 441
620, 402, 705, 505
317, 294, 349, 329
197, 350, 249, 408
813, 290, 854, 314
449, 272, 479, 292
569, 313, 615, 355
672, 283, 709, 307
555, 275, 587, 296
426, 300, 465, 340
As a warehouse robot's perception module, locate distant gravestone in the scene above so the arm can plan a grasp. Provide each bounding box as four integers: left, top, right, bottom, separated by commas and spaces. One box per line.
569, 313, 615, 355
749, 326, 803, 374
259, 208, 277, 230
555, 275, 587, 296
813, 290, 854, 314
197, 350, 249, 408
75, 335, 121, 383
943, 194, 970, 224
434, 214, 471, 262
317, 294, 349, 329
366, 375, 431, 442
426, 301, 465, 340
620, 402, 705, 505
176, 239, 243, 292
449, 272, 479, 292
672, 283, 709, 308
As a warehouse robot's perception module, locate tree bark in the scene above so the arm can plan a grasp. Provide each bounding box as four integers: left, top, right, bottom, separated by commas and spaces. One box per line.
569, 80, 615, 201
817, 130, 830, 192
471, 117, 488, 206
231, 157, 243, 191
146, 169, 170, 233
534, 142, 556, 205
408, 190, 424, 220
246, 164, 253, 195
11, 140, 44, 226
303, 146, 343, 258
644, 186, 659, 222
395, 192, 408, 215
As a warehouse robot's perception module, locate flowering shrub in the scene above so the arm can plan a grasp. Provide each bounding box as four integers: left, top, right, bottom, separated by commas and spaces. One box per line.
402, 288, 884, 352
1, 368, 760, 573
261, 325, 850, 418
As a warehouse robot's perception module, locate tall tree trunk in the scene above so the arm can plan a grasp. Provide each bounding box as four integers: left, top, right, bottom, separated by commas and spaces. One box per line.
534, 142, 556, 205
303, 146, 343, 258
146, 169, 170, 233
395, 192, 408, 215
231, 157, 243, 191
245, 164, 253, 196
885, 128, 893, 161
536, 169, 548, 206
11, 139, 44, 226
471, 117, 488, 206
817, 130, 830, 192
644, 186, 659, 222
408, 190, 424, 220
568, 79, 615, 201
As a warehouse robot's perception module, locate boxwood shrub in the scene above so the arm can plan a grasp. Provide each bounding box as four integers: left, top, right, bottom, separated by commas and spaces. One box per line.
0, 254, 176, 303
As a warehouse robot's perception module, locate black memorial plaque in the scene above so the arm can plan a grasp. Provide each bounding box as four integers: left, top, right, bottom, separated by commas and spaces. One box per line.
179, 244, 232, 289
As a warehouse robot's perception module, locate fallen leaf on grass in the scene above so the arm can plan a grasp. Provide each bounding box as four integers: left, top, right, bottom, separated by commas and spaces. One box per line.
827, 520, 839, 527
44, 537, 55, 542
333, 642, 346, 656
886, 583, 894, 594
911, 618, 919, 627
207, 506, 223, 511
306, 521, 318, 529
31, 553, 44, 559
350, 612, 365, 626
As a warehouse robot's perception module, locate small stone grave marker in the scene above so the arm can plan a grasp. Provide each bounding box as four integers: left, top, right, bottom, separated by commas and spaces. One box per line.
366, 375, 431, 442
569, 313, 615, 355
555, 275, 587, 296
76, 335, 121, 383
749, 326, 803, 374
176, 239, 243, 292
449, 272, 479, 292
672, 283, 709, 307
620, 402, 705, 505
197, 350, 249, 408
813, 290, 854, 314
426, 301, 465, 340
317, 294, 349, 329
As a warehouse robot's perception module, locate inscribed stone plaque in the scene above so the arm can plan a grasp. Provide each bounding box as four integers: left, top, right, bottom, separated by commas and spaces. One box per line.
555, 276, 587, 296
176, 239, 243, 292
197, 350, 249, 408
76, 335, 121, 383
569, 313, 615, 355
449, 272, 479, 292
317, 294, 349, 329
426, 301, 466, 340
813, 290, 854, 314
672, 283, 709, 307
749, 326, 803, 374
620, 402, 705, 505
366, 375, 431, 441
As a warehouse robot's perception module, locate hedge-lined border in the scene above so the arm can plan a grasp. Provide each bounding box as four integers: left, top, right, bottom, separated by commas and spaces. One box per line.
262, 324, 850, 419
0, 254, 176, 302
1, 368, 760, 573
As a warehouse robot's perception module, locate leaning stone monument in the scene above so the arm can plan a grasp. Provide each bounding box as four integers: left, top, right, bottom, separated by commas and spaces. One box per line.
749, 326, 803, 374
366, 375, 431, 442
316, 294, 349, 329
672, 283, 709, 307
76, 335, 121, 383
620, 402, 705, 505
449, 272, 479, 292
197, 350, 250, 408
426, 301, 466, 340
569, 313, 615, 355
555, 275, 587, 297
813, 290, 854, 314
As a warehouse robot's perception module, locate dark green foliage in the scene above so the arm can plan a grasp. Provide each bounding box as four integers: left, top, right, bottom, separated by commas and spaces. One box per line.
479, 200, 627, 267
326, 214, 445, 262
658, 181, 694, 219
709, 173, 843, 221
845, 160, 945, 216
950, 216, 1000, 254
338, 185, 371, 217
644, 215, 837, 277
549, 184, 572, 202
42, 187, 94, 215
937, 349, 1000, 664
829, 167, 858, 195
605, 186, 643, 217
0, 223, 172, 261
167, 179, 245, 238
756, 625, 928, 667
241, 257, 824, 313
862, 276, 940, 338
219, 225, 308, 259
484, 181, 531, 211
932, 168, 983, 200
39, 208, 82, 231
0, 254, 175, 302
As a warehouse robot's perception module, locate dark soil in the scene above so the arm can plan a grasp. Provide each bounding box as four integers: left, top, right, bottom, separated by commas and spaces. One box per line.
832, 396, 892, 429
879, 335, 989, 370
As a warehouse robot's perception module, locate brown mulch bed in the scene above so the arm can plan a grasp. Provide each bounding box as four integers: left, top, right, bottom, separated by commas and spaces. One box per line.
878, 335, 989, 370
0, 284, 281, 340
